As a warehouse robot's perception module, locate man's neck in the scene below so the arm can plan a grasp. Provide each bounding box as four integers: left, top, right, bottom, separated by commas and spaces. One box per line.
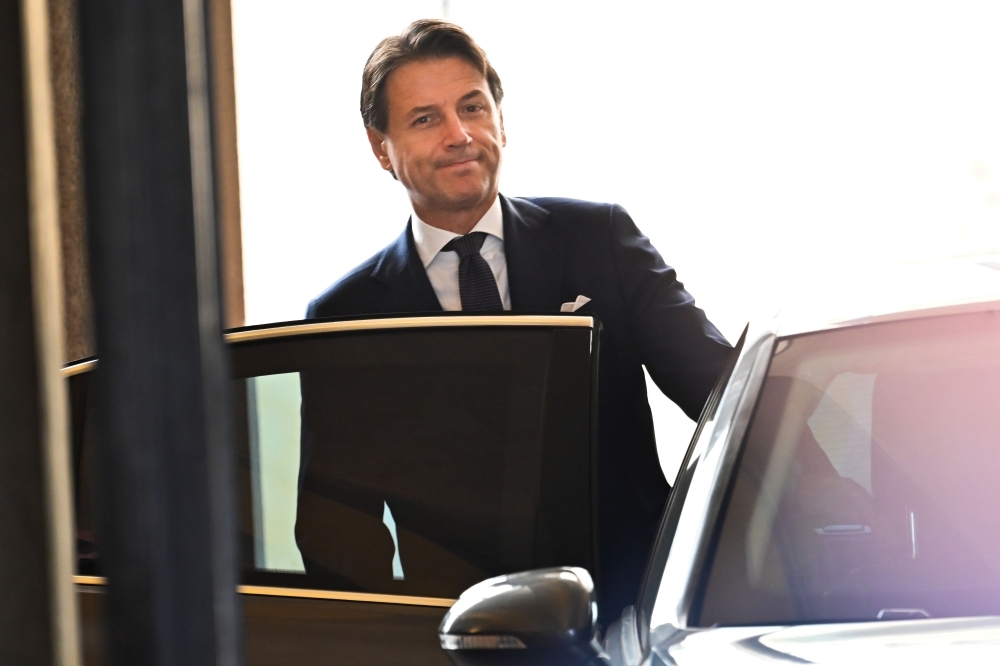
411, 193, 498, 236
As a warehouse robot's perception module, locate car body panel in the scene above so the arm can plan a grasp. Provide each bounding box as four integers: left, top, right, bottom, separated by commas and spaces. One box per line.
653, 616, 1000, 665
77, 578, 451, 666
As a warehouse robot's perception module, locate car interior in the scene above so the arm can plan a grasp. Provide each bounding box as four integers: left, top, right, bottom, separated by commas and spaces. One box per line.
696, 310, 1000, 626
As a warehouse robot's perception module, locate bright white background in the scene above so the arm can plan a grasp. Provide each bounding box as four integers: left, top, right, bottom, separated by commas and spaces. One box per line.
231, 1, 1000, 480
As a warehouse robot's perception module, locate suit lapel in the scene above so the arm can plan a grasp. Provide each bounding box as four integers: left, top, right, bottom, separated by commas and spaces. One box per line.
371, 220, 443, 312
502, 195, 565, 312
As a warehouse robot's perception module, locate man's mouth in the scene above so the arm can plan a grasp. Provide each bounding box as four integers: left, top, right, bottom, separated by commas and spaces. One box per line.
439, 156, 479, 169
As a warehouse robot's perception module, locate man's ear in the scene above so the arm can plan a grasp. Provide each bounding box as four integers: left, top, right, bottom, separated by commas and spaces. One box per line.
499, 110, 506, 148
366, 126, 395, 174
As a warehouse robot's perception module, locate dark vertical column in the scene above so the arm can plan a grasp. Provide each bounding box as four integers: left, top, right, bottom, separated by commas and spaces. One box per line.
0, 2, 54, 662
77, 0, 242, 663
1, 0, 79, 663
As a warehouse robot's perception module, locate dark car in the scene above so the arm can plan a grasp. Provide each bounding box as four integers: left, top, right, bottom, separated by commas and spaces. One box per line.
439, 262, 1000, 665
67, 314, 601, 665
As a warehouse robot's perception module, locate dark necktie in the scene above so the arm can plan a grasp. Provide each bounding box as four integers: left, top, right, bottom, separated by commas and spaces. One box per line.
441, 232, 504, 311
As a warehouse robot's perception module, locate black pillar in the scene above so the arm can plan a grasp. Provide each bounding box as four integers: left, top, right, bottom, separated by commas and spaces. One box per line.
2, 0, 80, 662
0, 2, 56, 662
77, 0, 242, 663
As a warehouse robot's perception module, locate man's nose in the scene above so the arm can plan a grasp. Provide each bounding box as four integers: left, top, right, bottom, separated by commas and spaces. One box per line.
442, 112, 472, 147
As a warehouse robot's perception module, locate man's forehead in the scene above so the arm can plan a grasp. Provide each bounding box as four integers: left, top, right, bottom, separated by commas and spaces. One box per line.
386, 57, 490, 113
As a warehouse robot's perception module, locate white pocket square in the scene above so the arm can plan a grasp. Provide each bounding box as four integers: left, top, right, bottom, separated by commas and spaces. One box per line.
560, 295, 591, 312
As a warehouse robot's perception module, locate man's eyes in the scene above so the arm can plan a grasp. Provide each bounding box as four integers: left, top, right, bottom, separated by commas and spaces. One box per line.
409, 105, 484, 127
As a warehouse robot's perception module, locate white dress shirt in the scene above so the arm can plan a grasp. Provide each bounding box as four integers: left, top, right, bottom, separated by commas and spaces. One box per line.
410, 196, 511, 311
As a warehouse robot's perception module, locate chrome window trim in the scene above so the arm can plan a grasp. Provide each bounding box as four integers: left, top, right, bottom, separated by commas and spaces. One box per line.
73, 576, 455, 608
649, 323, 776, 631
225, 315, 594, 344
237, 584, 454, 608
62, 359, 96, 378
61, 316, 595, 377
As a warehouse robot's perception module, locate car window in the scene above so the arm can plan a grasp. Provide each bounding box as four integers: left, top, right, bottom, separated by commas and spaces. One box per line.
71, 320, 598, 601
67, 367, 100, 575
695, 310, 1000, 625
245, 371, 306, 573
229, 320, 596, 599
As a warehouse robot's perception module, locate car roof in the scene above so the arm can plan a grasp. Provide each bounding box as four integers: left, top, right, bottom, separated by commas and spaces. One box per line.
770, 254, 1000, 337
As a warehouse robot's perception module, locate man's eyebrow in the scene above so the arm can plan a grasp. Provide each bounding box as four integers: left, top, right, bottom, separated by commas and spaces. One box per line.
458, 89, 487, 103
406, 104, 438, 118
405, 90, 488, 119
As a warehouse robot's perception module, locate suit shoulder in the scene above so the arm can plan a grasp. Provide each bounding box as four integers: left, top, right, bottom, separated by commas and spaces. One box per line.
519, 196, 618, 219
307, 250, 385, 319
516, 196, 626, 237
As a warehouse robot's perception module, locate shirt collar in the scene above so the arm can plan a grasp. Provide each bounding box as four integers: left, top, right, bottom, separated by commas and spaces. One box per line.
411, 195, 504, 268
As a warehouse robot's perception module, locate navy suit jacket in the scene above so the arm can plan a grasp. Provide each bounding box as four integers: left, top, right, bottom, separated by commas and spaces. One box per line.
306, 195, 731, 620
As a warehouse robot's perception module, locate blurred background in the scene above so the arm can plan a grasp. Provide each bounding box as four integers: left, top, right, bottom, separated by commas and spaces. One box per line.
230, 0, 1000, 479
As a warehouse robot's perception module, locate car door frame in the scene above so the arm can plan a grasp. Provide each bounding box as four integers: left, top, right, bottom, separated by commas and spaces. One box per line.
65, 312, 601, 665
624, 322, 776, 662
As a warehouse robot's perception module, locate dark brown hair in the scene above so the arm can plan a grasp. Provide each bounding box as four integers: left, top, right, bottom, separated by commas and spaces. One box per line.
361, 19, 504, 133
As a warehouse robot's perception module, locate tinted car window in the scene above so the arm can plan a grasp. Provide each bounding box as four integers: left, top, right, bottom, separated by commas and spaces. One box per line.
696, 310, 1000, 625
70, 320, 597, 602
230, 322, 596, 599
68, 368, 100, 575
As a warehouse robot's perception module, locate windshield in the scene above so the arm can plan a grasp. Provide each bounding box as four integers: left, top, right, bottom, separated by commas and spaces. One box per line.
695, 309, 1000, 626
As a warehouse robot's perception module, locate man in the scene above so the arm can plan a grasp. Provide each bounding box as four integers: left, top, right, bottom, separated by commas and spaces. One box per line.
305, 19, 731, 622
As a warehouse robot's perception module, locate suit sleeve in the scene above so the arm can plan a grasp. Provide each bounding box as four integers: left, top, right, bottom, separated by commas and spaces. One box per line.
607, 204, 732, 420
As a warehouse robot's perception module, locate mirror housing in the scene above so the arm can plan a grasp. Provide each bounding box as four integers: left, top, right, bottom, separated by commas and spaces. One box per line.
439, 567, 608, 666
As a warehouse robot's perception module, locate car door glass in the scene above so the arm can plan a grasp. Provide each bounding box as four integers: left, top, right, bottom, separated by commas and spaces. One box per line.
246, 372, 305, 572
68, 319, 598, 600
230, 321, 597, 599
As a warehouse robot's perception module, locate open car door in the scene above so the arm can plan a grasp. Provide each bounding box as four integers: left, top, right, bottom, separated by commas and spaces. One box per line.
67, 314, 599, 665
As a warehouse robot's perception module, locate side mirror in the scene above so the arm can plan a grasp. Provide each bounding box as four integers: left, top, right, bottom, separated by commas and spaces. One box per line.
439, 567, 608, 666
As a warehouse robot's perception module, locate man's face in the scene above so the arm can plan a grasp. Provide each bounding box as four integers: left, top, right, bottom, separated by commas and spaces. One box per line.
367, 56, 506, 214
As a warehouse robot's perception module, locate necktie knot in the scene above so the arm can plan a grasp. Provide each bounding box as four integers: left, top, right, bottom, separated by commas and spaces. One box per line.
439, 231, 503, 311
442, 232, 488, 259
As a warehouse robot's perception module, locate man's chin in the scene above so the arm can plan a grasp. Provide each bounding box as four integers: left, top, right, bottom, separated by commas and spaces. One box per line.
429, 185, 495, 212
